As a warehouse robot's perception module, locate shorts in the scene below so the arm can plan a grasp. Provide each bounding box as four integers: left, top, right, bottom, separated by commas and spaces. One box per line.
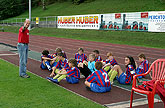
66, 77, 79, 84
116, 72, 127, 84
52, 62, 57, 67
90, 83, 111, 93
40, 63, 47, 69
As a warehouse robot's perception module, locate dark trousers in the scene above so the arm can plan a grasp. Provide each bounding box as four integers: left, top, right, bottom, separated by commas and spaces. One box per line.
78, 64, 92, 78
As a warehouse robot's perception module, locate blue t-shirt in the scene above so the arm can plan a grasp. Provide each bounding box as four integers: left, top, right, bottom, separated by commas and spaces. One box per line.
88, 61, 97, 73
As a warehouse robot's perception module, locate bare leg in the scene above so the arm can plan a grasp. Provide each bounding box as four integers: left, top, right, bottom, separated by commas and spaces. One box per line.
85, 80, 91, 88
43, 60, 46, 66
111, 65, 123, 77
50, 67, 56, 77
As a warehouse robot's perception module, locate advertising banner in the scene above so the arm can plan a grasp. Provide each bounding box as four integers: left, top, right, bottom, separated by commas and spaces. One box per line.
99, 12, 149, 32
57, 14, 99, 29
148, 11, 165, 32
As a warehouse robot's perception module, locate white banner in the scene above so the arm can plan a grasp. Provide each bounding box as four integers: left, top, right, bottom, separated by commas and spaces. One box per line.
99, 12, 148, 32
57, 14, 99, 29
148, 11, 165, 32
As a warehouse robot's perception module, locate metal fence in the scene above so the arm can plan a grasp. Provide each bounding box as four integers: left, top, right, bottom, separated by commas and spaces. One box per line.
0, 16, 57, 28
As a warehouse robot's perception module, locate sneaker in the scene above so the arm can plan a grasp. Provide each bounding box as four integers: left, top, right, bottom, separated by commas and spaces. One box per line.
51, 79, 59, 84
20, 75, 30, 78
47, 77, 59, 84
46, 77, 52, 80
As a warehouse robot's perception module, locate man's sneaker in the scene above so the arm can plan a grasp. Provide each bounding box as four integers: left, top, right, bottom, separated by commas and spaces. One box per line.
20, 75, 30, 78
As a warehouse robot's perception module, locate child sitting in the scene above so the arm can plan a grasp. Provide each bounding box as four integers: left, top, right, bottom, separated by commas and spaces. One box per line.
136, 53, 149, 78
47, 58, 80, 84
93, 50, 102, 61
40, 50, 56, 71
52, 47, 67, 59
78, 54, 97, 78
111, 56, 136, 85
50, 53, 68, 77
75, 48, 87, 64
85, 61, 111, 93
102, 52, 118, 84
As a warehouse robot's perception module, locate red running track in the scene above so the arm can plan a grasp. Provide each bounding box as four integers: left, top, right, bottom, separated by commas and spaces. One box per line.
1, 32, 165, 68
0, 32, 165, 107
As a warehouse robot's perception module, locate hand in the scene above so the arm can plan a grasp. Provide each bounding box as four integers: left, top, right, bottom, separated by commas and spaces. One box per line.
83, 60, 87, 64
53, 54, 57, 57
57, 71, 61, 74
78, 63, 84, 68
53, 56, 57, 61
23, 21, 30, 29
50, 72, 55, 77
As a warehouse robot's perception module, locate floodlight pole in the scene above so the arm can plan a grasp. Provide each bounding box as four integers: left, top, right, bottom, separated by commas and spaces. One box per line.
29, 0, 31, 30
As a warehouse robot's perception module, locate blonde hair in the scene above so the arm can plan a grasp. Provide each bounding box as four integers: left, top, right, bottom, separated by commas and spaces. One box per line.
89, 54, 96, 60
138, 53, 146, 59
107, 52, 113, 57
55, 47, 62, 53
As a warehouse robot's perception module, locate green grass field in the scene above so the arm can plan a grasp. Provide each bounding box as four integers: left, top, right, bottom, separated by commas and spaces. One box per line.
0, 59, 104, 108
5, 0, 165, 20
1, 0, 165, 49
1, 26, 165, 49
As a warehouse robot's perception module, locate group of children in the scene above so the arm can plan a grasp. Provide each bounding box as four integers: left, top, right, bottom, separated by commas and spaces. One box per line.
40, 47, 149, 93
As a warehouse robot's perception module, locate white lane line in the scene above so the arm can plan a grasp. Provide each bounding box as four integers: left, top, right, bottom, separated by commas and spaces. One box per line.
105, 98, 161, 108
0, 53, 18, 56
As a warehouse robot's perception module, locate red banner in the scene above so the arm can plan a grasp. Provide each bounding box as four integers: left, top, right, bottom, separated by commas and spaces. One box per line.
115, 14, 121, 19
141, 12, 148, 18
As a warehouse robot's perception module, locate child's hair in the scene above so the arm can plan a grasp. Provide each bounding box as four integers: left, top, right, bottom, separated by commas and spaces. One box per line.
138, 53, 146, 59
78, 48, 84, 52
57, 52, 65, 57
55, 47, 62, 53
42, 50, 49, 56
107, 52, 113, 57
126, 56, 136, 69
68, 58, 77, 67
95, 61, 103, 70
89, 54, 96, 60
93, 50, 99, 54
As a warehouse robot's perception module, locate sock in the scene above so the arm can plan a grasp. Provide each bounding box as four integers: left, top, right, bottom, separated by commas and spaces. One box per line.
109, 70, 118, 83
108, 69, 113, 77
55, 69, 60, 74
104, 66, 111, 72
45, 61, 51, 71
53, 74, 61, 79
57, 75, 67, 82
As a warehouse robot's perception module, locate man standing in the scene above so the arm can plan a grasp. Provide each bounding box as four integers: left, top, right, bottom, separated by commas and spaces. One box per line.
17, 19, 30, 78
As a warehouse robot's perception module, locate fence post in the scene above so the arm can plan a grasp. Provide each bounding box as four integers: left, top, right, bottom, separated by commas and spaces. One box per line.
16, 18, 17, 25
55, 16, 57, 28
46, 17, 48, 28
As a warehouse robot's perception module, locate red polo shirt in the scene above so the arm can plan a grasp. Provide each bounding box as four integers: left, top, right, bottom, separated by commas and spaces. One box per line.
18, 26, 29, 44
